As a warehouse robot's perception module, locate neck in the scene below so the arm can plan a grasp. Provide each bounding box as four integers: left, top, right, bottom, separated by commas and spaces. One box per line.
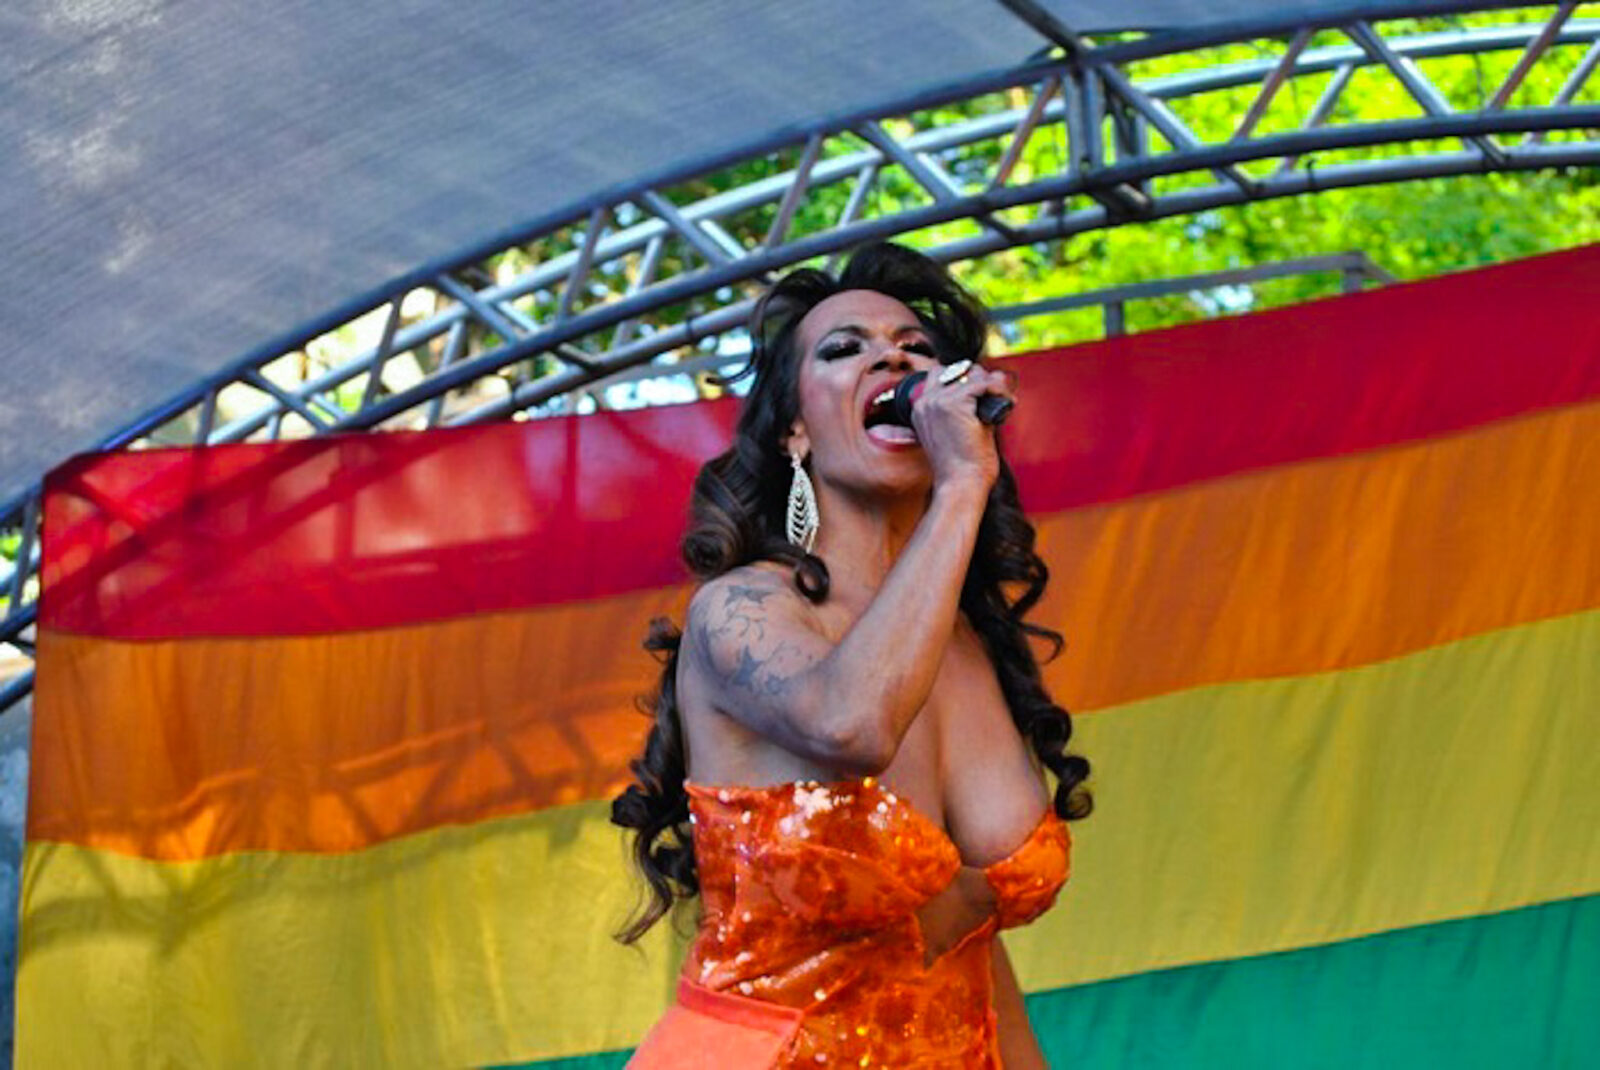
810, 482, 931, 606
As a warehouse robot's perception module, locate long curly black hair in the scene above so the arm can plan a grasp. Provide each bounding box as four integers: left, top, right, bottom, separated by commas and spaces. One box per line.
612, 242, 1092, 943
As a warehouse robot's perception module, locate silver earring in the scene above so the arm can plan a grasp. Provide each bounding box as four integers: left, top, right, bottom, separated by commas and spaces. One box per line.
786, 452, 819, 553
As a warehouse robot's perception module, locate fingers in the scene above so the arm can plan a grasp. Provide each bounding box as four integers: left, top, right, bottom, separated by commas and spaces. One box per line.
968, 365, 1015, 404
909, 362, 1010, 491
926, 363, 1015, 412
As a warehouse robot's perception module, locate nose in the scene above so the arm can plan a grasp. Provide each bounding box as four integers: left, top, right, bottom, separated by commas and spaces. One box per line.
869, 346, 914, 373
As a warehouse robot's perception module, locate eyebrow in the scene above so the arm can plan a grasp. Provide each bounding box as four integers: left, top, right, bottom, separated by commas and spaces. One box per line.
815, 323, 929, 347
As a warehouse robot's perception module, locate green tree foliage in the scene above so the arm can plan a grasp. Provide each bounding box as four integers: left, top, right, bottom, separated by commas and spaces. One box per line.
650, 8, 1600, 353
958, 169, 1600, 351
946, 10, 1600, 348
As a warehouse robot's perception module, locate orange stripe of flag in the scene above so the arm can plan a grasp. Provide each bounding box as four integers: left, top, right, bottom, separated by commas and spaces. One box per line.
1041, 398, 1600, 711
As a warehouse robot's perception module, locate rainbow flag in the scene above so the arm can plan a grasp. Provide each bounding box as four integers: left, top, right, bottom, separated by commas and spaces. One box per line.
21, 246, 1600, 1066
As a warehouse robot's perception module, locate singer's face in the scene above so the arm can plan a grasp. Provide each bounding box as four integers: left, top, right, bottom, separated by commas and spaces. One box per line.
788, 289, 944, 498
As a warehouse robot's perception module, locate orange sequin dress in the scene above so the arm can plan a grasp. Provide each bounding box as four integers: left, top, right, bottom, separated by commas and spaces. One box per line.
628, 777, 1071, 1068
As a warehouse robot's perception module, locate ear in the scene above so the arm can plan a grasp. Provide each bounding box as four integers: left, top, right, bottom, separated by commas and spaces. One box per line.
782, 417, 810, 461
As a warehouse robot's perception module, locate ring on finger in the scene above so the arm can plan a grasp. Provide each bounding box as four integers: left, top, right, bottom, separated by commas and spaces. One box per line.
938, 359, 973, 386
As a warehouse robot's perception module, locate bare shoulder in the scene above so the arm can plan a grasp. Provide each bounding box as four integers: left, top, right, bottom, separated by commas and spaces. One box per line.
686, 564, 806, 638
678, 564, 847, 776
685, 563, 819, 667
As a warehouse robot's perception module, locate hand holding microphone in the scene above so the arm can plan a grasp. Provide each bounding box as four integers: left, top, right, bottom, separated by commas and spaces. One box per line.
885, 360, 1015, 427
870, 358, 1015, 494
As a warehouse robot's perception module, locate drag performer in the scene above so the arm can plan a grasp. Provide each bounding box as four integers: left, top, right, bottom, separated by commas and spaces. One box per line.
613, 242, 1092, 1067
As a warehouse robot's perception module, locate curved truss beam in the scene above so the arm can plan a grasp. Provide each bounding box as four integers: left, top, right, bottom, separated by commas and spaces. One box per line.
5, 3, 1600, 715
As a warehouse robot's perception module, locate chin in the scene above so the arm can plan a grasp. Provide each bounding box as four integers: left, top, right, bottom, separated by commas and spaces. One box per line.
854, 465, 932, 503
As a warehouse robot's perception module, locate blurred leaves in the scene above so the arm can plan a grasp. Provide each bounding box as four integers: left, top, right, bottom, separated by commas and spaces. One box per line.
960, 169, 1600, 350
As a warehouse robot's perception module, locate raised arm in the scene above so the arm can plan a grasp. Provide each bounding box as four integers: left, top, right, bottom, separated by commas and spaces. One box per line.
684, 478, 989, 774
681, 351, 1014, 774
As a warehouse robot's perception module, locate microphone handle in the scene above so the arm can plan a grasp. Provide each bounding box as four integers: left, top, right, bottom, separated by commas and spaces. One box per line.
975, 393, 1014, 426
891, 371, 1014, 427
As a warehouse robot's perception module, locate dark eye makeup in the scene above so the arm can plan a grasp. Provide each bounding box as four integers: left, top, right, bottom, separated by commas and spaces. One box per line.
816, 336, 936, 361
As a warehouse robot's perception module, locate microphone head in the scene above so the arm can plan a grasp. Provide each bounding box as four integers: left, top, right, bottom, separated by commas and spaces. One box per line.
889, 371, 929, 426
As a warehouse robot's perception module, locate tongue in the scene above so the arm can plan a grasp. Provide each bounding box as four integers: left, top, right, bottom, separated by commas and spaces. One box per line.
867, 423, 917, 445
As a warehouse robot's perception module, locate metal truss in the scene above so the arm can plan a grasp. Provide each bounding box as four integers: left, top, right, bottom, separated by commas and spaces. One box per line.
5, 1, 1600, 717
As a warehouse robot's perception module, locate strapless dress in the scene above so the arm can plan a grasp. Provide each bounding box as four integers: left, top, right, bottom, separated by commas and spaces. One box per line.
628, 776, 1071, 1068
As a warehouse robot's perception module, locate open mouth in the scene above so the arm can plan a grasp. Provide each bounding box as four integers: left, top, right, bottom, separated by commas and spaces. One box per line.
862, 383, 916, 445
864, 386, 897, 428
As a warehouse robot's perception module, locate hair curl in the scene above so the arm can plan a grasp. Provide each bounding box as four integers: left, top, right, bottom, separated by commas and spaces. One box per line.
612, 242, 1092, 943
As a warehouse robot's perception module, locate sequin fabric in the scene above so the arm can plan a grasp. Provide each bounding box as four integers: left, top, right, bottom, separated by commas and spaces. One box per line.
671, 777, 1071, 1068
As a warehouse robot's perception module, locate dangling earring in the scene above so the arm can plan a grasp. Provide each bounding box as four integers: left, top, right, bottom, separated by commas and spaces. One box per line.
786, 452, 819, 553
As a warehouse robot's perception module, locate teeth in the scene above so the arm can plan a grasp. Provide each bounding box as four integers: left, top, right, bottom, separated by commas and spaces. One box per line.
872, 387, 895, 406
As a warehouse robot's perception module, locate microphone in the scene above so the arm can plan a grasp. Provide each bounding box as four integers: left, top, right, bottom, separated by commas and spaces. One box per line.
889, 370, 1014, 427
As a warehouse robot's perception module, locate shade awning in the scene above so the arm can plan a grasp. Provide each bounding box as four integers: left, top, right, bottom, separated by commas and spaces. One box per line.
0, 0, 1470, 505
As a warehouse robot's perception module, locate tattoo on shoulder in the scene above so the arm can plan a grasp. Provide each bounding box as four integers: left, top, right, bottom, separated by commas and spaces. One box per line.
709, 581, 771, 643
691, 576, 816, 700
723, 583, 774, 607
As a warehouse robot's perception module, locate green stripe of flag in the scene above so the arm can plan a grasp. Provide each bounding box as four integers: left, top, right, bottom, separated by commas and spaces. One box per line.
1029, 893, 1598, 1070
502, 893, 1597, 1069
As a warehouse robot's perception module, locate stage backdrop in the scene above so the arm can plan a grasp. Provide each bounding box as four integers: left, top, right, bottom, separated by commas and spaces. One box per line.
21, 246, 1600, 1067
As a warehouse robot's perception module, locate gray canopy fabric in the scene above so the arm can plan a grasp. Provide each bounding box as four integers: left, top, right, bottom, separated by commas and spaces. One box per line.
0, 0, 1441, 507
